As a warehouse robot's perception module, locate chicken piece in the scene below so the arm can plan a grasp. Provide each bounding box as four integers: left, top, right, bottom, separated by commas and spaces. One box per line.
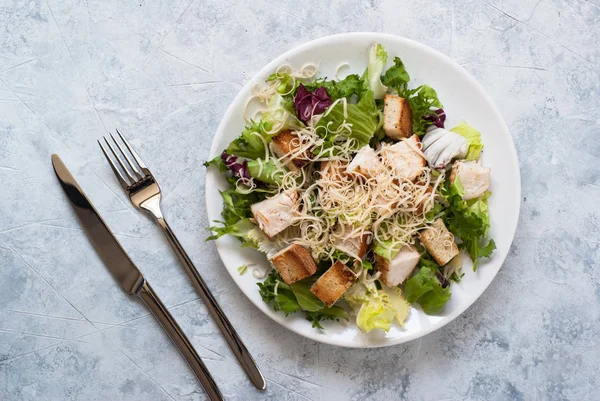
418, 219, 459, 266
450, 160, 491, 200
310, 261, 357, 307
270, 243, 318, 285
380, 135, 426, 181
333, 225, 370, 259
422, 127, 469, 169
375, 245, 421, 287
271, 130, 312, 171
346, 146, 382, 178
383, 94, 412, 139
250, 191, 297, 238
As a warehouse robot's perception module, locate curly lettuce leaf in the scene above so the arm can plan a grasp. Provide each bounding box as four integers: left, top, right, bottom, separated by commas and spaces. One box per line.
367, 43, 388, 99
381, 56, 410, 92
450, 122, 484, 160
404, 85, 443, 135
345, 282, 409, 332
303, 74, 365, 101
203, 154, 228, 172
404, 266, 451, 314
440, 178, 495, 270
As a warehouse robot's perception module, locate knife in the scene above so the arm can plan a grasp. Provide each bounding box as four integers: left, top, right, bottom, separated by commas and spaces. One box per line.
51, 154, 223, 401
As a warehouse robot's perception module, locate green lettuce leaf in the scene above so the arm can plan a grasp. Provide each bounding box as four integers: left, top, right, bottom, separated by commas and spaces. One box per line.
366, 43, 389, 99
304, 74, 364, 101
345, 282, 408, 332
262, 93, 304, 132
247, 159, 285, 185
203, 154, 227, 172
290, 280, 325, 312
450, 122, 484, 160
356, 295, 396, 332
404, 266, 451, 314
440, 178, 495, 270
258, 271, 349, 329
403, 85, 443, 135
381, 56, 410, 92
372, 240, 401, 261
315, 89, 381, 152
226, 120, 273, 159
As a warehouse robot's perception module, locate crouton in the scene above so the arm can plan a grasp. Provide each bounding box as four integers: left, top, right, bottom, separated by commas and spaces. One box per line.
271, 130, 312, 171
270, 243, 318, 285
319, 160, 346, 181
346, 146, 383, 178
383, 94, 412, 139
250, 191, 298, 238
310, 261, 357, 307
375, 245, 421, 287
380, 135, 426, 181
333, 225, 370, 259
418, 219, 459, 266
450, 160, 491, 200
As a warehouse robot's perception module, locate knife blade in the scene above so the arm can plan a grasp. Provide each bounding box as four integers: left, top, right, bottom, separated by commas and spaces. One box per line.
51, 154, 223, 401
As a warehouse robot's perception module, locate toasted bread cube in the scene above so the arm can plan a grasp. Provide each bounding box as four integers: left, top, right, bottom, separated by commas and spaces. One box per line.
380, 135, 426, 181
271, 130, 312, 171
310, 261, 356, 307
383, 94, 412, 139
375, 245, 421, 287
419, 219, 459, 266
319, 160, 346, 181
333, 225, 370, 259
250, 191, 297, 238
346, 146, 382, 178
450, 160, 491, 200
270, 243, 318, 285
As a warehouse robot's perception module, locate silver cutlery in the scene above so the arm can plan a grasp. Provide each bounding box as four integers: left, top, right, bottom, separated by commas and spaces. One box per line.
98, 130, 266, 390
51, 154, 223, 401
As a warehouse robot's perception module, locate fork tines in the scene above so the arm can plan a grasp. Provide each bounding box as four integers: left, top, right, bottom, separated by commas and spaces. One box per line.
99, 130, 148, 189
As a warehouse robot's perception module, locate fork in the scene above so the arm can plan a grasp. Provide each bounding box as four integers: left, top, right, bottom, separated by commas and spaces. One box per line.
99, 130, 266, 390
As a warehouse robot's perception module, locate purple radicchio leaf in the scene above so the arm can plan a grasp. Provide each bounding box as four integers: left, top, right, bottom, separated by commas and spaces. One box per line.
293, 83, 333, 123
221, 151, 252, 185
424, 108, 446, 128
436, 271, 450, 288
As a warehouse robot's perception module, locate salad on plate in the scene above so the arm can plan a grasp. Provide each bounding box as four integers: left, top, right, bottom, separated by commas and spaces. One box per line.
205, 43, 495, 333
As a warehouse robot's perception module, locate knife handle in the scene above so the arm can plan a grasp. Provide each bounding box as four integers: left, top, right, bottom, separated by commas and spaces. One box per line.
137, 281, 223, 401
155, 217, 266, 390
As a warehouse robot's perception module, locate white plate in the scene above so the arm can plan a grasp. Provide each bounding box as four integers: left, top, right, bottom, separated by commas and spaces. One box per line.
205, 33, 520, 348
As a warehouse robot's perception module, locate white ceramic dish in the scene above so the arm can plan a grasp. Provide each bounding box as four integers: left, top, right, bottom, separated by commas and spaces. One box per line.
205, 33, 520, 348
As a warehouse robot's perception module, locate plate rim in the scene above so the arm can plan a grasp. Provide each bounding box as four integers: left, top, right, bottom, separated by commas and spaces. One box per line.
205, 32, 521, 348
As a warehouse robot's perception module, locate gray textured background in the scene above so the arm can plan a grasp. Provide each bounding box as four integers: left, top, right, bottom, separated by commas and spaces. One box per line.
1, 0, 599, 400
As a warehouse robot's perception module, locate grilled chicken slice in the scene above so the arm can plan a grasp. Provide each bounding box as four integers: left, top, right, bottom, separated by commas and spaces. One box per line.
250, 191, 298, 238
375, 245, 421, 287
380, 135, 426, 181
450, 160, 491, 200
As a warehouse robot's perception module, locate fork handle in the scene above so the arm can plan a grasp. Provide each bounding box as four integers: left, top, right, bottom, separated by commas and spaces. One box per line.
137, 281, 223, 401
156, 217, 266, 390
